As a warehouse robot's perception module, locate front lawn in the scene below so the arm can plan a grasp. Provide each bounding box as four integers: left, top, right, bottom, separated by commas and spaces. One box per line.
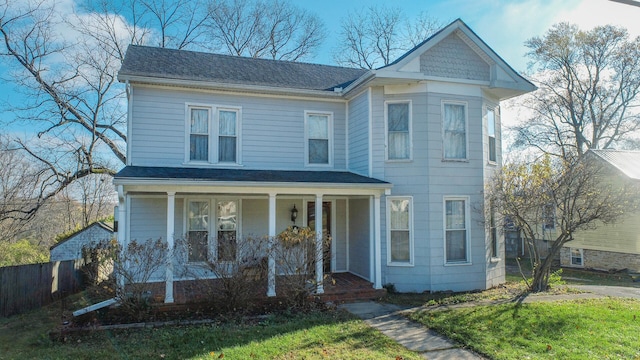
0, 296, 422, 360
409, 298, 640, 359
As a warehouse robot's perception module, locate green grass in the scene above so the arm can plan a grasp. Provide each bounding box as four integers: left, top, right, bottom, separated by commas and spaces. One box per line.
409, 298, 640, 359
0, 295, 422, 360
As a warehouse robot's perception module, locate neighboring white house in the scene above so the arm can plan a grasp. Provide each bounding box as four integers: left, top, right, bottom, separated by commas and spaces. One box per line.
114, 19, 536, 303
50, 222, 115, 261
561, 150, 640, 272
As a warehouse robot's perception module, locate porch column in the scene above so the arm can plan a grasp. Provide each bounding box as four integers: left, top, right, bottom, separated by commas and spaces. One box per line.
374, 194, 382, 289
315, 194, 324, 294
165, 192, 175, 303
267, 193, 277, 297
116, 186, 126, 292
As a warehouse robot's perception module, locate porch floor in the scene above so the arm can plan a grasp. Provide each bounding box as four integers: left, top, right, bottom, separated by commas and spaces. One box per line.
165, 272, 385, 305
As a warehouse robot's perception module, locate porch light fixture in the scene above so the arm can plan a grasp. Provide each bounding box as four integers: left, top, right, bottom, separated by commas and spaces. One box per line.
291, 204, 298, 224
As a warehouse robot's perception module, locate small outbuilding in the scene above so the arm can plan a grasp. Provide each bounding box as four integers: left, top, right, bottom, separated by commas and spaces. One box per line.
50, 222, 115, 261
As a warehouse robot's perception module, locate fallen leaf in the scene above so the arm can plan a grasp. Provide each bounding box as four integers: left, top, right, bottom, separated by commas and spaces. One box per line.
546, 344, 552, 351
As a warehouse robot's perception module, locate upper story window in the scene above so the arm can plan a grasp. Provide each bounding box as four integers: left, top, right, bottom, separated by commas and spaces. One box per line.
487, 108, 496, 163
305, 111, 332, 166
386, 101, 411, 160
190, 108, 210, 162
443, 102, 467, 160
187, 104, 241, 164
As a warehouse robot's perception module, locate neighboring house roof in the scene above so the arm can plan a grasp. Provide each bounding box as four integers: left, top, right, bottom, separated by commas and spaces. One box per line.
114, 166, 390, 186
50, 221, 115, 250
589, 149, 640, 180
118, 45, 367, 92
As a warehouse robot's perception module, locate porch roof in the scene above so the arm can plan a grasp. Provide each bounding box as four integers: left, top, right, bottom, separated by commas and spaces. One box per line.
114, 166, 391, 193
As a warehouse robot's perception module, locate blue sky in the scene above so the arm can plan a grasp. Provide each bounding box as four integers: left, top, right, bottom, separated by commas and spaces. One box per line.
2, 0, 640, 136
300, 0, 640, 72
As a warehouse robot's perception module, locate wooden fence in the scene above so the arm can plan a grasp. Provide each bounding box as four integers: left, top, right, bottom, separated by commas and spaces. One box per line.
0, 259, 86, 317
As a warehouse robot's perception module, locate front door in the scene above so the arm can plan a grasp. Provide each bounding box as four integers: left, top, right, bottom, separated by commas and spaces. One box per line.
307, 201, 331, 273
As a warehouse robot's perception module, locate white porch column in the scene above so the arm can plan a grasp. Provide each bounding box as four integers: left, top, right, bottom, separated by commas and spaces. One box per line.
315, 194, 324, 294
165, 192, 175, 303
267, 193, 277, 297
374, 194, 382, 289
116, 186, 126, 292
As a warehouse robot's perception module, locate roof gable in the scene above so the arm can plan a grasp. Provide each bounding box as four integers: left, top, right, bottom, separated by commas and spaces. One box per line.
377, 19, 536, 100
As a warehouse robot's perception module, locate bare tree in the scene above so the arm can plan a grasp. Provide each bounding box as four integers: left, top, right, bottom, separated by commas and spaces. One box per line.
333, 6, 443, 69
205, 0, 325, 61
513, 23, 640, 158
487, 155, 640, 292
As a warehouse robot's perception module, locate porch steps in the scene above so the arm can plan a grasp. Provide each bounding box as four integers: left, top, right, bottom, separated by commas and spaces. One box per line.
317, 287, 387, 303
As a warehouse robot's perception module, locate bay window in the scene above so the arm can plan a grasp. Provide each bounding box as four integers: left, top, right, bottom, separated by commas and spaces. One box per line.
443, 102, 467, 160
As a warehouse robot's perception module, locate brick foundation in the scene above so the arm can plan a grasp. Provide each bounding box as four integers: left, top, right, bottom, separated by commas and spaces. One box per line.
560, 247, 640, 272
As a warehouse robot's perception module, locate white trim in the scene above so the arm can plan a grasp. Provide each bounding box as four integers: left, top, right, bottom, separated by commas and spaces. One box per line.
443, 195, 472, 265
441, 100, 469, 161
345, 199, 350, 272
331, 199, 337, 272
386, 196, 414, 267
126, 82, 132, 166
315, 195, 324, 294
384, 100, 413, 161
374, 195, 382, 289
570, 248, 584, 267
165, 192, 175, 303
345, 101, 350, 170
122, 77, 347, 101
267, 193, 277, 296
367, 88, 373, 177
486, 106, 497, 164
304, 110, 334, 167
184, 103, 242, 165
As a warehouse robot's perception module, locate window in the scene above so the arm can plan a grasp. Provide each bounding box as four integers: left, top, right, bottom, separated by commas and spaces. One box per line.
387, 197, 412, 265
186, 105, 240, 164
487, 108, 496, 163
305, 112, 331, 165
445, 197, 469, 263
218, 110, 237, 163
571, 248, 583, 266
190, 108, 209, 161
187, 200, 209, 262
543, 204, 555, 230
490, 201, 498, 258
217, 200, 237, 262
386, 102, 411, 160
443, 102, 467, 160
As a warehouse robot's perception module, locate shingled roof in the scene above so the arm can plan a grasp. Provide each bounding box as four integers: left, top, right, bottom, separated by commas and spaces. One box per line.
115, 166, 390, 185
118, 45, 368, 91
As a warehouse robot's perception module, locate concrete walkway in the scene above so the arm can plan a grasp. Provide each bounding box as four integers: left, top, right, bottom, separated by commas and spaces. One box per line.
339, 301, 485, 359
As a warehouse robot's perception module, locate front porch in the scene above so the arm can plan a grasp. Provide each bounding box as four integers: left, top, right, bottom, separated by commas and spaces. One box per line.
114, 166, 392, 303
148, 272, 386, 304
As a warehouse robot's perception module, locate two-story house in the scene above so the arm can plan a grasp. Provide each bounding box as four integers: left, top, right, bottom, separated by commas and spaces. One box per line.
114, 19, 535, 303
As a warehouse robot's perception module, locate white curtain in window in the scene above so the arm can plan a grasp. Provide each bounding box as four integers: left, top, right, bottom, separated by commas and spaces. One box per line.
188, 201, 209, 262
444, 104, 466, 159
308, 114, 329, 164
390, 199, 410, 262
446, 200, 467, 262
217, 200, 237, 262
190, 109, 209, 161
388, 103, 409, 159
218, 111, 237, 162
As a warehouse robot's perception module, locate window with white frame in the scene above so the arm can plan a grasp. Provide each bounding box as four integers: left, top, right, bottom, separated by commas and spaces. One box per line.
189, 108, 209, 161
445, 197, 469, 263
216, 200, 237, 262
443, 102, 467, 160
187, 105, 240, 164
218, 110, 238, 163
187, 200, 209, 262
386, 102, 411, 160
571, 248, 583, 266
487, 108, 496, 163
387, 197, 412, 265
305, 112, 331, 165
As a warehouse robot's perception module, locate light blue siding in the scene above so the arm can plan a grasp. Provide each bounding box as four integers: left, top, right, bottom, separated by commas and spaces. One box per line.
130, 87, 347, 170
348, 198, 370, 280
347, 91, 369, 176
